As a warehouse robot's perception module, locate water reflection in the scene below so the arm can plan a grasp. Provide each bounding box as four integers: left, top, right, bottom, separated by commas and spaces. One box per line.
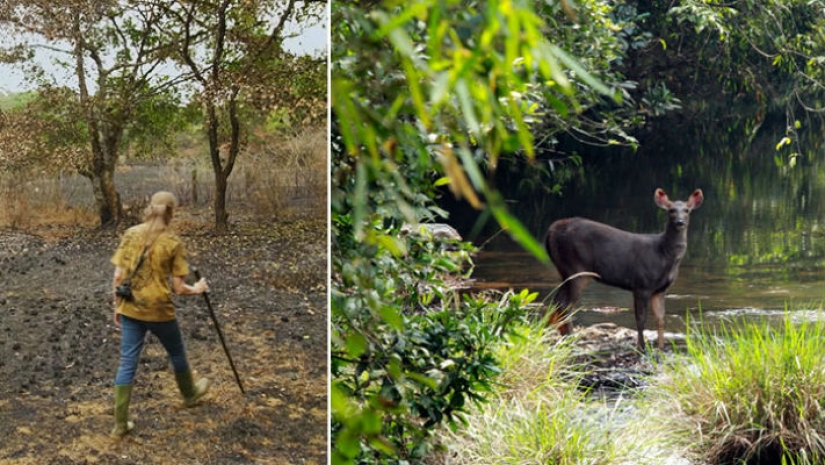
472, 247, 825, 333
445, 117, 825, 334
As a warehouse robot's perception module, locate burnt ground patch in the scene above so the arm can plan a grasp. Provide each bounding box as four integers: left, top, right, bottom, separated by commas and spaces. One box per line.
0, 215, 327, 465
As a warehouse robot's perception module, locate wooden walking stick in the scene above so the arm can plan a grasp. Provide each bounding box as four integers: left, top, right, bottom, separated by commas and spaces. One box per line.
193, 267, 245, 394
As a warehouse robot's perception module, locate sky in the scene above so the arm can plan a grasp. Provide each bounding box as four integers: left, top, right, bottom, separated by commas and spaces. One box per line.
0, 15, 328, 94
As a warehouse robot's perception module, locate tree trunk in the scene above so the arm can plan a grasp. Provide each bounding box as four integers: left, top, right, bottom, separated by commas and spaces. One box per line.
88, 121, 124, 228
206, 96, 241, 233
214, 172, 229, 232
206, 103, 228, 232
99, 166, 121, 228
88, 168, 121, 228
73, 15, 122, 228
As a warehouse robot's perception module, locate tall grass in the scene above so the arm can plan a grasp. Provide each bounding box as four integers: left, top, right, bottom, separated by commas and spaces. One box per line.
434, 322, 674, 465
234, 127, 327, 218
163, 126, 327, 219
0, 172, 96, 230
646, 312, 825, 464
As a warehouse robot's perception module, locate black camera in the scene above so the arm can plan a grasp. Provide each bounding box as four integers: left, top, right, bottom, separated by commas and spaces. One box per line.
115, 282, 134, 301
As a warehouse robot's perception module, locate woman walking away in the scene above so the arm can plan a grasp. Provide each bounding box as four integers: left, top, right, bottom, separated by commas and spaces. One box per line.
109, 191, 210, 439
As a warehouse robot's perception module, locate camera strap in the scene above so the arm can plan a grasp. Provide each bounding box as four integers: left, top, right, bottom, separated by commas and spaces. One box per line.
124, 245, 149, 283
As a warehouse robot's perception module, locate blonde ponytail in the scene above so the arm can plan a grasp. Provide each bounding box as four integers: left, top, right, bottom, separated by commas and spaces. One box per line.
142, 191, 177, 247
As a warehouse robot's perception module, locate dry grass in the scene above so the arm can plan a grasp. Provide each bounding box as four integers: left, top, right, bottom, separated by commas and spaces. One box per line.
233, 127, 327, 218
0, 126, 327, 234
0, 172, 97, 233
159, 126, 327, 220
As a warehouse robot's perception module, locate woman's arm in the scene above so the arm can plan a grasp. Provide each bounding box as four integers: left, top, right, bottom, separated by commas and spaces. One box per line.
173, 276, 208, 295
112, 267, 126, 327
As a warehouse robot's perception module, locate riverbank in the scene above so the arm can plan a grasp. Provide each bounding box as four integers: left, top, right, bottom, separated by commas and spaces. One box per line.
433, 313, 825, 465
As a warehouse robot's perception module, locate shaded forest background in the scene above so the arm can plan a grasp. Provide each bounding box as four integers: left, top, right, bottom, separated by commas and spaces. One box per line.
331, 0, 825, 464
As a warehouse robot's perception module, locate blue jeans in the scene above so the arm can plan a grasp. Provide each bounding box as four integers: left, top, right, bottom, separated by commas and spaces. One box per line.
115, 315, 190, 385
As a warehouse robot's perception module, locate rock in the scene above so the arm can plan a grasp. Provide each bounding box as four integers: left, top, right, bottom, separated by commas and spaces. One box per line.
400, 222, 462, 241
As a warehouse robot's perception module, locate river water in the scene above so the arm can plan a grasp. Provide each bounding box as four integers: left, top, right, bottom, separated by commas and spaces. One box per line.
443, 117, 825, 334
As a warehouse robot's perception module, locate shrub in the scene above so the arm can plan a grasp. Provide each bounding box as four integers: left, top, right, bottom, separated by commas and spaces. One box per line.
648, 312, 825, 464
331, 209, 536, 463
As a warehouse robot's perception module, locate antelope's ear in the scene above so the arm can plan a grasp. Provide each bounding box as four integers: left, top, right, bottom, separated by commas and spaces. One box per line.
654, 188, 670, 209
688, 189, 704, 209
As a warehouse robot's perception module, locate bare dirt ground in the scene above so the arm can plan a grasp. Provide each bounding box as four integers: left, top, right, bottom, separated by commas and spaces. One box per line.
0, 208, 327, 464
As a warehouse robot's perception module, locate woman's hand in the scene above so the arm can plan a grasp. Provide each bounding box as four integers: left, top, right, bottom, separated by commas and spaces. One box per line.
173, 276, 209, 295
193, 277, 209, 294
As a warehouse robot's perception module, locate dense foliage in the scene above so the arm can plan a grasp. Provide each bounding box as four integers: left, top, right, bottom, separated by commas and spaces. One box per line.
621, 0, 825, 153
330, 0, 630, 462
332, 0, 825, 464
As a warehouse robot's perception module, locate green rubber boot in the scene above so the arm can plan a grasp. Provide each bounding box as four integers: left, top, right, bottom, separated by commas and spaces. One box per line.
110, 384, 135, 439
175, 370, 210, 407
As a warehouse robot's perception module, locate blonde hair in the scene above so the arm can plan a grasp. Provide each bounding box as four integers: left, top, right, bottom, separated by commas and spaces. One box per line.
142, 191, 177, 246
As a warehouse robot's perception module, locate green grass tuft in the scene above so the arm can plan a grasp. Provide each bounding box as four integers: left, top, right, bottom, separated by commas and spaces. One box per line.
434, 321, 675, 465
647, 310, 825, 464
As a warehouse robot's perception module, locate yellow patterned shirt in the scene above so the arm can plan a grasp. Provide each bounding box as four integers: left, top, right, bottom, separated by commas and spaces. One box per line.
111, 224, 189, 322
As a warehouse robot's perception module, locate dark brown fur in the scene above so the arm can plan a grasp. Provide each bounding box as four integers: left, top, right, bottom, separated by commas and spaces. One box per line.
545, 188, 704, 350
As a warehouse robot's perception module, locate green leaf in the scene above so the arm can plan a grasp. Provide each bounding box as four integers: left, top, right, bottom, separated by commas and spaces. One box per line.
456, 146, 487, 193
362, 408, 382, 434
331, 382, 356, 421
434, 176, 451, 187
401, 57, 430, 129
406, 371, 439, 389
367, 436, 396, 455
353, 161, 368, 240
387, 27, 415, 58
377, 234, 407, 257
487, 191, 549, 263
374, 1, 433, 39
430, 71, 451, 106
379, 305, 404, 330
551, 44, 614, 98
346, 332, 368, 358
454, 79, 480, 136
